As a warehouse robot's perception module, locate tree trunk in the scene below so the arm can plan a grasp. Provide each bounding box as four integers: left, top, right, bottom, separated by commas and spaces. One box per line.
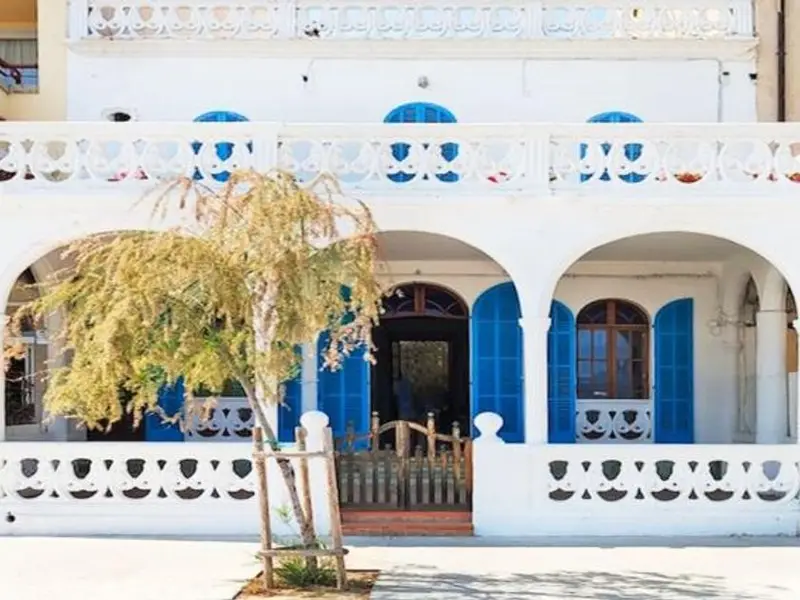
244, 387, 320, 568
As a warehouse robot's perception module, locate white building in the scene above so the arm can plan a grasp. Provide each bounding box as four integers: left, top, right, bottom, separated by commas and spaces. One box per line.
3, 0, 800, 538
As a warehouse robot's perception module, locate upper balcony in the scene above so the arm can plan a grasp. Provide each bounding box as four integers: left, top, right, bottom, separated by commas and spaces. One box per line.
1, 121, 798, 200
69, 0, 756, 59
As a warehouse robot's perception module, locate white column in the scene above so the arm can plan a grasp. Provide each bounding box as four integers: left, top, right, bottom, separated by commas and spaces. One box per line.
522, 316, 550, 444
756, 309, 788, 444
793, 319, 800, 443
301, 341, 318, 414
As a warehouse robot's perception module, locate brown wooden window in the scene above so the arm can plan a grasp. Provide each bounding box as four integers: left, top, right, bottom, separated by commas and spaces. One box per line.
576, 299, 649, 400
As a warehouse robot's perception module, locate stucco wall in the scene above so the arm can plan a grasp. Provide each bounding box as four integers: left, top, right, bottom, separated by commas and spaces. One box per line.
65, 56, 753, 122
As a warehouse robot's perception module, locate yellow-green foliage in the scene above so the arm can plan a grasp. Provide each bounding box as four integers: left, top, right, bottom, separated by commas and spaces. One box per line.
6, 171, 383, 435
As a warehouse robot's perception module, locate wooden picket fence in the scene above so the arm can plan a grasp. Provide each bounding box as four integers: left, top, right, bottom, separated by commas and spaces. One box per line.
335, 411, 473, 510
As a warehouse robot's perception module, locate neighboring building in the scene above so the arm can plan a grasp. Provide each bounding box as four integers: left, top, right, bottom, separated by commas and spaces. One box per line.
3, 0, 800, 538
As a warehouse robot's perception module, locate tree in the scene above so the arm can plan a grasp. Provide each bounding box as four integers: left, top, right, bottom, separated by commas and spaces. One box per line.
5, 170, 383, 558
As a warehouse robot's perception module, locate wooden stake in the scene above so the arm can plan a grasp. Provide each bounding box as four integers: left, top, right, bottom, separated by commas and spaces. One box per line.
253, 427, 274, 589
323, 427, 348, 590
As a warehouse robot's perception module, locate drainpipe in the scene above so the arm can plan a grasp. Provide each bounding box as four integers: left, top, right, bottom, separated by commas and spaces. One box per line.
778, 0, 787, 121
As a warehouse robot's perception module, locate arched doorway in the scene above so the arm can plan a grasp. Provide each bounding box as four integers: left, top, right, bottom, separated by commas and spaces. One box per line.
370, 282, 469, 434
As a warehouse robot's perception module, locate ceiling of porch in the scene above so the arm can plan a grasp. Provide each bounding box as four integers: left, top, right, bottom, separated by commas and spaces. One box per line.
582, 233, 747, 262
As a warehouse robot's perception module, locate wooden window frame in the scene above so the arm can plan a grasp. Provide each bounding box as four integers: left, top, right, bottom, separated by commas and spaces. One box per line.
577, 299, 650, 400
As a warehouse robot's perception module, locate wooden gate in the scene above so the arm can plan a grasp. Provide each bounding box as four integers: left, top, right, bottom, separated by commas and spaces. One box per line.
335, 411, 472, 510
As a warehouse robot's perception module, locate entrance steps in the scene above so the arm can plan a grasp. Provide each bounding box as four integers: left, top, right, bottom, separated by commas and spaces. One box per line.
340, 509, 473, 537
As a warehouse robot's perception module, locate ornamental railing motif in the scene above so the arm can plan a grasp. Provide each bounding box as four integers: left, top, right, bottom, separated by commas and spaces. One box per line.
576, 399, 652, 443
1, 122, 799, 195
77, 1, 754, 41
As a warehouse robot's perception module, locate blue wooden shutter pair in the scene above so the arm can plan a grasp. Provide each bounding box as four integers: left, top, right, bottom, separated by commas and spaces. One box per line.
547, 301, 576, 443
581, 111, 645, 183
471, 282, 524, 443
654, 298, 694, 443
316, 332, 369, 441
192, 110, 250, 182
145, 377, 185, 441
384, 102, 459, 183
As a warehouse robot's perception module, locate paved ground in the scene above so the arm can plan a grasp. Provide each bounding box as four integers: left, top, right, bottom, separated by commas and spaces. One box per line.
3, 536, 800, 599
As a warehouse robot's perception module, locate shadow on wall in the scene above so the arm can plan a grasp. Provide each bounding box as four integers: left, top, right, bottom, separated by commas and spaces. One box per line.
374, 566, 783, 599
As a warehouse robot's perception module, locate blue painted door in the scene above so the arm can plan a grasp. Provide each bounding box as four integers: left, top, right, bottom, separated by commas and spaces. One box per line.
316, 333, 369, 441
145, 378, 185, 441
192, 110, 250, 182
471, 282, 524, 443
548, 301, 576, 443
654, 298, 694, 443
384, 102, 459, 183
277, 351, 303, 443
581, 111, 645, 183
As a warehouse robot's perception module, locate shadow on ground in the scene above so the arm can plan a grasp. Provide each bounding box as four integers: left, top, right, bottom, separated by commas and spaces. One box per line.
373, 566, 788, 599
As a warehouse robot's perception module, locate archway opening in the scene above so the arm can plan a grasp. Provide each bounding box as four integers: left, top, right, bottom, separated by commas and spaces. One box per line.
371, 282, 469, 434
547, 231, 796, 445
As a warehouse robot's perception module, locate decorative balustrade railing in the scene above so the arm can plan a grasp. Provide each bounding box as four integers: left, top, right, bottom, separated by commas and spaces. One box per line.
2, 122, 799, 195
76, 0, 754, 41
185, 397, 254, 441
544, 445, 800, 507
576, 399, 652, 443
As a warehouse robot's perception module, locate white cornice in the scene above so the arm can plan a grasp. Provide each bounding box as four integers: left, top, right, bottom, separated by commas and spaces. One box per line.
67, 38, 758, 62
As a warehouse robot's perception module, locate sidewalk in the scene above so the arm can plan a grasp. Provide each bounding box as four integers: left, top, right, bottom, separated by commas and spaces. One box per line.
2, 535, 800, 599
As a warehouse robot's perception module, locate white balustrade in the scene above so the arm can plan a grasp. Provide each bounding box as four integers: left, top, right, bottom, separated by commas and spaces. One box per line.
185, 397, 254, 441
0, 411, 333, 536
575, 399, 652, 443
80, 1, 753, 41
472, 411, 800, 536
2, 122, 800, 196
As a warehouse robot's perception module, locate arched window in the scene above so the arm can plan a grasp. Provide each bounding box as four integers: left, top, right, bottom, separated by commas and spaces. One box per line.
383, 283, 467, 319
577, 299, 649, 400
384, 102, 459, 184
192, 110, 250, 182
582, 111, 645, 184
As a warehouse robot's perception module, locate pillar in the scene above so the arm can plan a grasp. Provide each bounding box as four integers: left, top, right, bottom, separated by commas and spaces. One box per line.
755, 0, 780, 121
0, 325, 5, 441
300, 341, 318, 414
756, 309, 788, 443
522, 315, 550, 444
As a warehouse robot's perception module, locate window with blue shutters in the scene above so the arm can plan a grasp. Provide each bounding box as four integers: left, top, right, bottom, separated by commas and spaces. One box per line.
654, 298, 694, 443
581, 111, 645, 184
192, 110, 250, 182
548, 301, 576, 443
384, 102, 459, 184
471, 282, 524, 443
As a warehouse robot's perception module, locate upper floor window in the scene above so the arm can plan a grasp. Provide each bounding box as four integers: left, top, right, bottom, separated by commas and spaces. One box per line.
582, 111, 645, 184
192, 111, 250, 182
577, 298, 649, 400
384, 102, 459, 184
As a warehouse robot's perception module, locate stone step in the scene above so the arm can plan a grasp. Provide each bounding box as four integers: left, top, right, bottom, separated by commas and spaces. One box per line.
340, 510, 473, 536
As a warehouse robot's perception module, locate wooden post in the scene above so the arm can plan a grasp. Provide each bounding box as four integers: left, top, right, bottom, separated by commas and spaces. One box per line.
370, 411, 380, 453
323, 427, 348, 590
253, 427, 274, 589
295, 426, 314, 526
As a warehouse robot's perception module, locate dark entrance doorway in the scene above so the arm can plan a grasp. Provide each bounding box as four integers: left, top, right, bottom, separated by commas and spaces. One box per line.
370, 283, 469, 436
335, 283, 473, 514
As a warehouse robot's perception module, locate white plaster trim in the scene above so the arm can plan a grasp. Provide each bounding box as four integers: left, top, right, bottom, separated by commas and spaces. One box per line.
67, 38, 757, 61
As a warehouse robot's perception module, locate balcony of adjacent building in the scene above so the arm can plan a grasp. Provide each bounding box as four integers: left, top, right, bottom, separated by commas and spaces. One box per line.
68, 0, 756, 59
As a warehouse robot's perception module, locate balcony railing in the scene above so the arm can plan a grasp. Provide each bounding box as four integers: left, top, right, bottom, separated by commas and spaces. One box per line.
75, 0, 754, 42
1, 122, 799, 196
576, 399, 652, 443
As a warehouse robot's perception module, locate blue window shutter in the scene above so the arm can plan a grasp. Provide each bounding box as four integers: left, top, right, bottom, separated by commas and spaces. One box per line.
384, 102, 459, 183
277, 347, 303, 443
471, 282, 524, 443
654, 298, 694, 444
548, 301, 576, 443
145, 377, 185, 441
316, 333, 369, 442
581, 111, 644, 183
192, 110, 250, 182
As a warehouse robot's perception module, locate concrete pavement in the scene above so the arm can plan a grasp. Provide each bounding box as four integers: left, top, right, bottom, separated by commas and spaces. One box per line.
2, 536, 800, 599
